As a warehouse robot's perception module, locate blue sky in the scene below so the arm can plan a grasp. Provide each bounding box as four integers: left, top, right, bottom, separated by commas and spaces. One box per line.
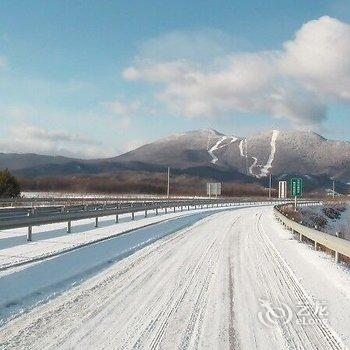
0, 0, 350, 158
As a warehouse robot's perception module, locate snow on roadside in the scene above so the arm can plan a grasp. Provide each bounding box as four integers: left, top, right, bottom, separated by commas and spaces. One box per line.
298, 204, 350, 240
0, 205, 246, 271
0, 211, 222, 326
1, 206, 348, 349
265, 209, 350, 347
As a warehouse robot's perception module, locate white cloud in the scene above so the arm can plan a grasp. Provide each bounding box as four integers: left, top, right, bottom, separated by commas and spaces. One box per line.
123, 61, 194, 83
18, 125, 98, 145
281, 16, 350, 101
105, 100, 140, 118
104, 99, 142, 129
0, 125, 116, 159
123, 16, 350, 127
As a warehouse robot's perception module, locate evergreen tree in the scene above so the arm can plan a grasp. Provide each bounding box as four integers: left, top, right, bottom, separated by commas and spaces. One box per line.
0, 169, 21, 198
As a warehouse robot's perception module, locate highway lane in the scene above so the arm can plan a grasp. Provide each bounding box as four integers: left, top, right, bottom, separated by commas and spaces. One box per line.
0, 205, 347, 349
0, 209, 222, 325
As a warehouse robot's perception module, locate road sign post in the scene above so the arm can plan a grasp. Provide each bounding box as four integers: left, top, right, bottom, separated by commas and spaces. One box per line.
290, 178, 303, 211
206, 182, 222, 198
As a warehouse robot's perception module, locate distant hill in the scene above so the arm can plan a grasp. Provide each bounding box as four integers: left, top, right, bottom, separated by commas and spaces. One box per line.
1, 129, 350, 192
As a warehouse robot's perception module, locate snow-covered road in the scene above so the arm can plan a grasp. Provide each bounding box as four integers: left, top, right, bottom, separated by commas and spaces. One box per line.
1, 206, 349, 349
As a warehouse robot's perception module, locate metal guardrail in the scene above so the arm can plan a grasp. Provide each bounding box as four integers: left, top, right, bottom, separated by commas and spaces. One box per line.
274, 204, 350, 264
0, 196, 297, 207
0, 198, 292, 242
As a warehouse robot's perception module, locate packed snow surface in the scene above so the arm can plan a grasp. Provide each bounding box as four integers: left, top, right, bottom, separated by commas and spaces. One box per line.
0, 206, 239, 270
0, 205, 349, 349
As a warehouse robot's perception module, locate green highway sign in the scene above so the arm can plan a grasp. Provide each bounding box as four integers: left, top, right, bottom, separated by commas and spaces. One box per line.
291, 178, 303, 197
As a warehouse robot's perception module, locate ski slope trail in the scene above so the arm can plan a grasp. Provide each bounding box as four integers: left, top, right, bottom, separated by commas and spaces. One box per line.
258, 129, 279, 177
239, 139, 245, 157
249, 156, 258, 175
0, 207, 347, 349
208, 136, 237, 164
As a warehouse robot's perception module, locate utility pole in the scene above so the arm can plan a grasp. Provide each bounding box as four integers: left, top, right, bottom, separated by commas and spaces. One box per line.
268, 173, 272, 199
332, 179, 335, 199
245, 139, 248, 175
167, 167, 170, 198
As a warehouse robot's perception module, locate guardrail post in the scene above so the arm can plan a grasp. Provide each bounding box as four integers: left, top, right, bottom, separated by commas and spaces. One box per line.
299, 232, 303, 242
67, 221, 71, 233
27, 226, 32, 241
181, 206, 183, 211
335, 251, 340, 264
165, 207, 168, 214
187, 205, 190, 211
173, 207, 176, 213
314, 241, 318, 251
115, 214, 119, 223
131, 212, 135, 220
145, 210, 148, 218
155, 208, 158, 215
95, 217, 99, 227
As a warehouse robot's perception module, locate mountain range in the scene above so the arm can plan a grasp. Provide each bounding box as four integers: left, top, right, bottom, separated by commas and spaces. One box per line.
1, 129, 350, 192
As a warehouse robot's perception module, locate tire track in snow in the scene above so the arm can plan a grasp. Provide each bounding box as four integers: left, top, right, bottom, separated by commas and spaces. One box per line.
255, 214, 344, 349
234, 211, 344, 349
0, 210, 240, 349
1, 207, 345, 349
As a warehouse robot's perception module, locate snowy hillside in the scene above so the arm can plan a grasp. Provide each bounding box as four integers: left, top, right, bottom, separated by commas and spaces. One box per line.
115, 129, 350, 184
2, 129, 350, 186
